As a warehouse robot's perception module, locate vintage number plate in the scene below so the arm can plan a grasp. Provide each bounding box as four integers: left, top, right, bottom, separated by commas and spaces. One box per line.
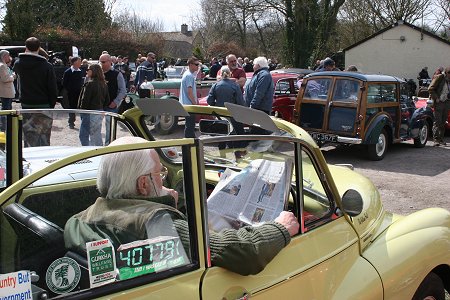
308, 132, 338, 142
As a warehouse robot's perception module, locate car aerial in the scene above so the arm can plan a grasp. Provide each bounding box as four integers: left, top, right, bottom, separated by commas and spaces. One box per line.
293, 71, 434, 160
0, 101, 448, 299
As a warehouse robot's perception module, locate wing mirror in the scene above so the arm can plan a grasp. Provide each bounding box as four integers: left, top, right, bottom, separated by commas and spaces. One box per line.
341, 189, 363, 217
199, 119, 231, 136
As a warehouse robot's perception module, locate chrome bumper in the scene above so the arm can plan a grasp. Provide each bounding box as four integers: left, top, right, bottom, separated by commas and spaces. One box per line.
337, 136, 362, 144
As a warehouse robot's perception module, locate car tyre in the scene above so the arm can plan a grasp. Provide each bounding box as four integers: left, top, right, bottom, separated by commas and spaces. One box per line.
412, 272, 445, 300
156, 114, 178, 135
367, 129, 388, 161
414, 123, 428, 148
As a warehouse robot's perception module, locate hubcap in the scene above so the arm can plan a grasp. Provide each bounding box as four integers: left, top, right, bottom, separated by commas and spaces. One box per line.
160, 114, 174, 129
376, 134, 386, 156
419, 125, 428, 144
422, 297, 436, 300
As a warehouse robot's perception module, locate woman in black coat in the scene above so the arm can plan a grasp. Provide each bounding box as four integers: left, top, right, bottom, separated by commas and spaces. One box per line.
78, 64, 110, 146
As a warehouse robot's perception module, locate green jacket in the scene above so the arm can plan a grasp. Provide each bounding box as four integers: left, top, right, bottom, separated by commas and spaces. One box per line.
64, 196, 291, 275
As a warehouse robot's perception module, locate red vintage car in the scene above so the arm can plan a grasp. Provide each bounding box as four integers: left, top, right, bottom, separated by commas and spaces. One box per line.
415, 96, 450, 130
142, 69, 308, 127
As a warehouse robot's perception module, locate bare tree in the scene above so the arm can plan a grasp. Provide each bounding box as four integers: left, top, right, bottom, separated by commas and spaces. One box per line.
426, 0, 450, 34
113, 8, 164, 38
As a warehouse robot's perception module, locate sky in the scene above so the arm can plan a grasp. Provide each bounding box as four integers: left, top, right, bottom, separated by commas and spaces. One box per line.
116, 0, 201, 31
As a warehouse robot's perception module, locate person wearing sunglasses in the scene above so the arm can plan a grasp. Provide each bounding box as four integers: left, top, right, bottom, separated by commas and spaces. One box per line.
133, 52, 158, 90
64, 136, 299, 276
99, 53, 127, 145
179, 56, 200, 138
428, 66, 450, 146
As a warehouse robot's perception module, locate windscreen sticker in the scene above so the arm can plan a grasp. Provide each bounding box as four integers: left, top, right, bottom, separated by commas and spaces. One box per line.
117, 236, 186, 280
0, 271, 31, 299
86, 239, 117, 288
46, 257, 81, 294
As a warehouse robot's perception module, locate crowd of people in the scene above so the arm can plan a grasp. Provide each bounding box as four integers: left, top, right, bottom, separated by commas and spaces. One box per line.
3, 36, 448, 147
1, 36, 301, 276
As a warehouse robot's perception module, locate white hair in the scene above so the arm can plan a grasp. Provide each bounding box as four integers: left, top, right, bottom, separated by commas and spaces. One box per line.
0, 50, 10, 62
253, 56, 268, 68
97, 136, 155, 199
220, 66, 231, 79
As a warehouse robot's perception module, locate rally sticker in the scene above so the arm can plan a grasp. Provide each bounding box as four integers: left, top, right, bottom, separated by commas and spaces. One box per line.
46, 257, 81, 294
86, 239, 117, 288
117, 236, 186, 280
0, 271, 32, 299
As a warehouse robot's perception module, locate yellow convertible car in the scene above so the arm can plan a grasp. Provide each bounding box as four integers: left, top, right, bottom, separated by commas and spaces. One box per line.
0, 101, 448, 299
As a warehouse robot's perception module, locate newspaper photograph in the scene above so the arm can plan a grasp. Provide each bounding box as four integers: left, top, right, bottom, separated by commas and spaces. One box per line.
207, 158, 293, 231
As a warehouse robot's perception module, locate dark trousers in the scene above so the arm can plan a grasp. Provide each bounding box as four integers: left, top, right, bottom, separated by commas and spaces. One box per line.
68, 95, 78, 125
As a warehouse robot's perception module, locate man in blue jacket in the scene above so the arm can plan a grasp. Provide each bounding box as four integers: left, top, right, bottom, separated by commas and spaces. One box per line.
134, 52, 158, 89
244, 56, 274, 134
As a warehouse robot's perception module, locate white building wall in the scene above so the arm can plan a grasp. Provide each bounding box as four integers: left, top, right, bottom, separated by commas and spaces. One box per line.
345, 24, 449, 82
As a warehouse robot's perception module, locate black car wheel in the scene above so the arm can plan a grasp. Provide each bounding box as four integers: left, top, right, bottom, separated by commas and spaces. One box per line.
367, 129, 388, 161
414, 123, 429, 148
156, 114, 178, 135
412, 272, 445, 300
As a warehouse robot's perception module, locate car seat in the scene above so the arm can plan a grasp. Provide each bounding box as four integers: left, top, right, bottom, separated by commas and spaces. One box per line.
2, 203, 66, 291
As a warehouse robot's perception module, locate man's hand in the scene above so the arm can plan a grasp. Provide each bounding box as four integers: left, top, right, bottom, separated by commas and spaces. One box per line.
162, 187, 178, 207
108, 102, 117, 109
275, 211, 299, 237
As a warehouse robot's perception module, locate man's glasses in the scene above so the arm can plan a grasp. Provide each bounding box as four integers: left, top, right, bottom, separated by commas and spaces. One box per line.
192, 63, 200, 66
144, 165, 168, 180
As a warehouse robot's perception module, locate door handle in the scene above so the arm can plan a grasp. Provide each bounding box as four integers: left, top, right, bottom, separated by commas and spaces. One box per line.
236, 293, 250, 300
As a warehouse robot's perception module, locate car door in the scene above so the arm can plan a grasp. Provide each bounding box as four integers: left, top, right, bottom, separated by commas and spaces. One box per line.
326, 78, 362, 136
272, 77, 298, 122
198, 137, 382, 299
0, 140, 208, 299
296, 76, 333, 133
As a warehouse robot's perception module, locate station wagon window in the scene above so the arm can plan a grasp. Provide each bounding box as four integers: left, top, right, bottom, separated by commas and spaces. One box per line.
0, 145, 196, 298
367, 83, 398, 104
332, 79, 360, 102
303, 78, 332, 100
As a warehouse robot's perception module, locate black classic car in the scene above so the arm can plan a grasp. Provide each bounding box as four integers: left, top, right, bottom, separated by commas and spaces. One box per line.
293, 72, 434, 160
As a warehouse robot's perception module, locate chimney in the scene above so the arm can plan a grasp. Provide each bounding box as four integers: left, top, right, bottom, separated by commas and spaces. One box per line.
181, 24, 188, 35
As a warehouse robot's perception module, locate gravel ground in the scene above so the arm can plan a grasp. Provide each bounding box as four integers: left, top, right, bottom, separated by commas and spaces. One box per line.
322, 136, 450, 215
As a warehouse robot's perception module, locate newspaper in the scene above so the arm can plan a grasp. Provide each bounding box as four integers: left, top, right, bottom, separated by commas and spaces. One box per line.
207, 158, 293, 231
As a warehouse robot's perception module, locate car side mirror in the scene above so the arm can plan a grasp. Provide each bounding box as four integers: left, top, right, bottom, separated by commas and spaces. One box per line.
199, 119, 231, 136
341, 189, 363, 217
